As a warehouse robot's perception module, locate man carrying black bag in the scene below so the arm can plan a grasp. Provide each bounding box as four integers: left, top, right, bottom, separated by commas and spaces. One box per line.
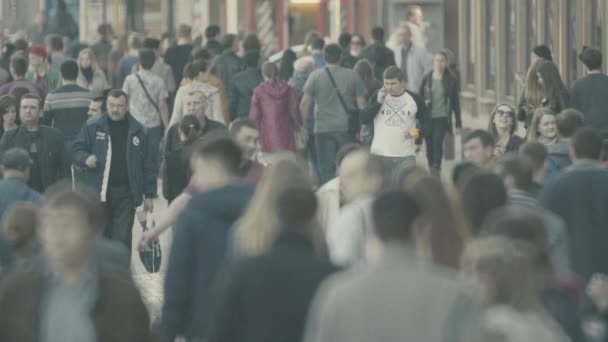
300, 44, 367, 185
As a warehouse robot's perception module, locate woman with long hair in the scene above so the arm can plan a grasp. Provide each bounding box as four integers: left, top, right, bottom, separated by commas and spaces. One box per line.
518, 59, 545, 127
0, 95, 18, 138
407, 176, 470, 269
250, 62, 301, 153
232, 159, 321, 258
488, 103, 524, 157
350, 33, 366, 58
279, 49, 297, 81
77, 48, 110, 97
518, 60, 569, 127
419, 50, 462, 173
526, 108, 558, 147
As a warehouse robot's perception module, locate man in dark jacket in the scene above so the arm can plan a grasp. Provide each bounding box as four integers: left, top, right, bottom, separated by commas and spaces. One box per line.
72, 89, 157, 250
205, 25, 223, 57
206, 187, 338, 342
0, 148, 44, 272
0, 94, 69, 193
546, 109, 585, 182
213, 34, 245, 100
0, 188, 152, 342
540, 128, 608, 283
338, 33, 359, 69
229, 50, 263, 120
160, 137, 254, 342
361, 27, 396, 83
165, 24, 194, 87
570, 47, 608, 139
163, 90, 226, 202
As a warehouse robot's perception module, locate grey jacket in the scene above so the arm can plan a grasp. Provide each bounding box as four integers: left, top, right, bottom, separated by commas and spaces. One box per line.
392, 44, 432, 93
303, 244, 481, 342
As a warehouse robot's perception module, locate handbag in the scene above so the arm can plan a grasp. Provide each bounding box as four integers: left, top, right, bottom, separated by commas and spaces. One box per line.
324, 67, 360, 139
138, 212, 162, 273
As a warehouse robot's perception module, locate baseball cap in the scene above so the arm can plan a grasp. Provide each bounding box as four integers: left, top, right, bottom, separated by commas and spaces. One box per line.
2, 148, 33, 171
29, 44, 47, 59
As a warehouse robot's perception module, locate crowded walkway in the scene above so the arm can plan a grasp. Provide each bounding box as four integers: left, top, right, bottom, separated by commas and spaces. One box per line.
1, 4, 608, 342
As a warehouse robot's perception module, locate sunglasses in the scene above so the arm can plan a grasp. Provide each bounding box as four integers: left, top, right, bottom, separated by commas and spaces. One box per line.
495, 109, 514, 117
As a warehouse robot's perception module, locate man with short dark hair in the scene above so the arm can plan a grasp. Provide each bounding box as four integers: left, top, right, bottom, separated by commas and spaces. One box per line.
213, 34, 245, 99
546, 109, 585, 180
43, 60, 92, 142
540, 128, 608, 282
361, 26, 396, 81
123, 48, 169, 170
571, 46, 608, 139
229, 50, 263, 120
48, 34, 71, 71
131, 38, 176, 95
73, 89, 157, 250
519, 141, 548, 194
304, 190, 481, 342
0, 56, 45, 98
300, 44, 367, 184
88, 96, 105, 118
495, 155, 570, 275
0, 94, 68, 193
205, 25, 222, 56
165, 24, 194, 86
311, 38, 326, 70
160, 137, 254, 342
360, 66, 427, 176
91, 23, 114, 75
338, 33, 359, 69
463, 129, 496, 167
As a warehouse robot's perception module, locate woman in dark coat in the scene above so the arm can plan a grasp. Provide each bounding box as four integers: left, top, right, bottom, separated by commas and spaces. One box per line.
488, 103, 524, 157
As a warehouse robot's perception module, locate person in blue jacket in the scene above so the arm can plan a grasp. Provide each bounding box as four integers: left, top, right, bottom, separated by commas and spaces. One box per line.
72, 89, 157, 251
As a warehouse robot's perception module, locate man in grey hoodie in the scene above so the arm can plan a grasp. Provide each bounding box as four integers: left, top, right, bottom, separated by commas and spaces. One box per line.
546, 109, 584, 181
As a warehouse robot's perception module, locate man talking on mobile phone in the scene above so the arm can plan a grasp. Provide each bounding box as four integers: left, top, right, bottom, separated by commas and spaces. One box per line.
360, 66, 427, 180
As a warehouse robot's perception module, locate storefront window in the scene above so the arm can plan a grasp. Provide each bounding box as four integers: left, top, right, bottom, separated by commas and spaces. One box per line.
485, 0, 496, 91
506, 0, 516, 97
527, 0, 538, 66
466, 0, 475, 85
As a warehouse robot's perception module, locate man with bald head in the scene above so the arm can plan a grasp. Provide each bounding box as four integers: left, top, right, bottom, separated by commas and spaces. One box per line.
326, 148, 385, 266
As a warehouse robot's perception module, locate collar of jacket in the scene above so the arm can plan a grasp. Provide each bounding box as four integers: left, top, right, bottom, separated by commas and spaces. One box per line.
97, 112, 144, 134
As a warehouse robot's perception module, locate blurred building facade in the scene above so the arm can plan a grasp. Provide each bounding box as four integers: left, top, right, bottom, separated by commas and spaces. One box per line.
459, 0, 608, 117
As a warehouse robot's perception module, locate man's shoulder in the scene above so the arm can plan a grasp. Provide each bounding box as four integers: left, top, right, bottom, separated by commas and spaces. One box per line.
207, 119, 227, 130
40, 125, 65, 138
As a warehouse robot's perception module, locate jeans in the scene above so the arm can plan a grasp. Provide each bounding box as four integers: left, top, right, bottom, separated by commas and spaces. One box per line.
379, 155, 416, 182
315, 131, 354, 185
104, 186, 136, 253
148, 126, 163, 172
424, 118, 449, 171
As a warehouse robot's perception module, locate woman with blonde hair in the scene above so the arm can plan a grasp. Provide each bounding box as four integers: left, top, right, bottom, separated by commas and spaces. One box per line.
518, 59, 545, 127
232, 159, 322, 258
526, 108, 558, 147
77, 48, 110, 97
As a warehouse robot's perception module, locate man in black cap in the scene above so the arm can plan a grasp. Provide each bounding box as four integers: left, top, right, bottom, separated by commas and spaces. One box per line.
0, 147, 44, 271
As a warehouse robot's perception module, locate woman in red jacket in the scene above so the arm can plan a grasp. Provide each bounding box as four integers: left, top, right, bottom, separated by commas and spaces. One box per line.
250, 62, 301, 153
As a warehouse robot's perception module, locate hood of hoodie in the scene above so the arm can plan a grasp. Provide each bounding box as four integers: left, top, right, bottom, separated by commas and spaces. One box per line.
257, 80, 291, 99
188, 183, 254, 223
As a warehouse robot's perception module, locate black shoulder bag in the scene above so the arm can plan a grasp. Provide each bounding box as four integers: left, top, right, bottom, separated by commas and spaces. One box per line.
135, 73, 161, 115
324, 67, 361, 138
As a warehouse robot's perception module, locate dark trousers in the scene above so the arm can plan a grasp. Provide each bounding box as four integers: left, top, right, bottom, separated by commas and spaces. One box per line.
425, 118, 449, 171
104, 186, 135, 253
148, 126, 163, 173
315, 131, 353, 185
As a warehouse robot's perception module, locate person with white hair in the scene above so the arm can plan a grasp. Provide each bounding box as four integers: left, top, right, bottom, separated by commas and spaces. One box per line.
389, 26, 431, 93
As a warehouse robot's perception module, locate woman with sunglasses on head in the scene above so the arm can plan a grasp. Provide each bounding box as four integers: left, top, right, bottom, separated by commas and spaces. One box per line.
489, 103, 524, 157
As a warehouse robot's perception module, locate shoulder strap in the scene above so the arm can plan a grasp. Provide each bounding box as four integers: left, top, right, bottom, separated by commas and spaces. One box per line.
324, 67, 351, 113
135, 73, 161, 114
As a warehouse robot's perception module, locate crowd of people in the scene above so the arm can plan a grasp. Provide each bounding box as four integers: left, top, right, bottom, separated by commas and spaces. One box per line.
0, 4, 607, 341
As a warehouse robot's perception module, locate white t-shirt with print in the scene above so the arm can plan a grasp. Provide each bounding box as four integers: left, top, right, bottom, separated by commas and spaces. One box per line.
371, 91, 418, 158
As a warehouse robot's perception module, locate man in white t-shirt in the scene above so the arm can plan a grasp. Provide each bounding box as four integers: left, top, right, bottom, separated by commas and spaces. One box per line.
360, 66, 427, 179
